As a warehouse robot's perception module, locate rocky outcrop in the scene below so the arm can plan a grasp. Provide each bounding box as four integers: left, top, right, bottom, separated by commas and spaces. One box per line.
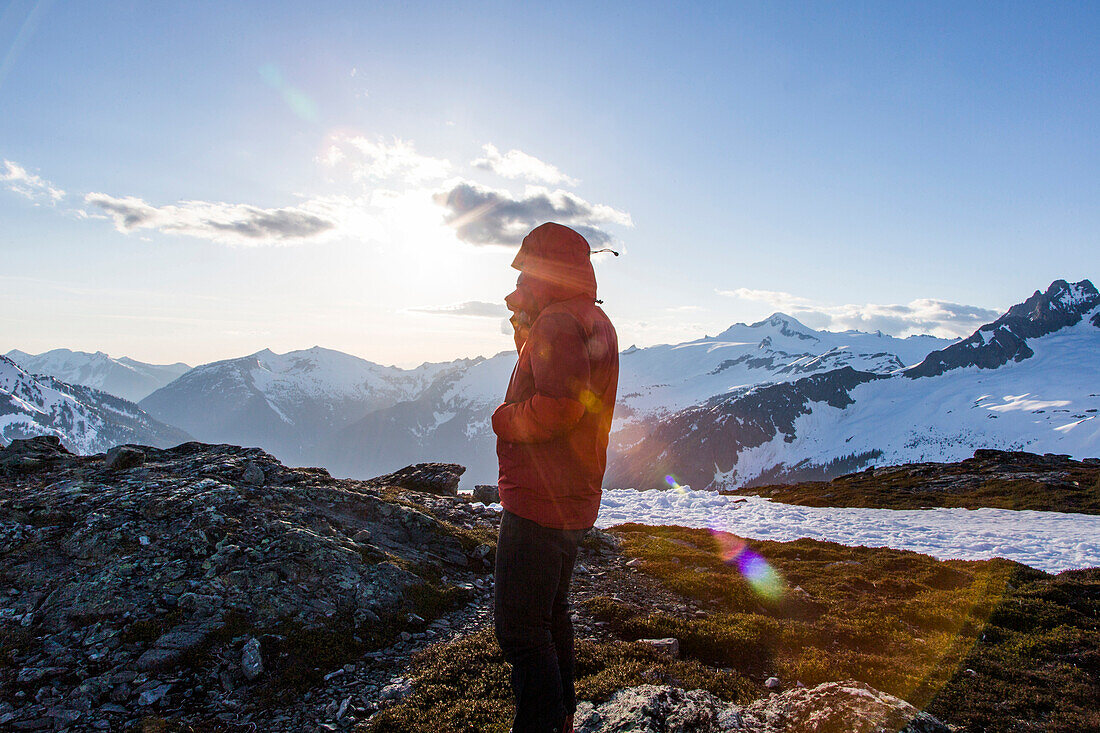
727, 447, 1100, 514
367, 462, 466, 496
0, 435, 74, 474
0, 442, 498, 730
574, 682, 949, 733
472, 484, 500, 504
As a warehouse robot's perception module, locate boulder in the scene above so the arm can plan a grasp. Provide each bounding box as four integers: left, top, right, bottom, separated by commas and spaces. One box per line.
574, 685, 730, 733
472, 484, 500, 504
241, 462, 265, 486
368, 463, 466, 496
104, 445, 145, 471
0, 435, 73, 474
574, 682, 951, 733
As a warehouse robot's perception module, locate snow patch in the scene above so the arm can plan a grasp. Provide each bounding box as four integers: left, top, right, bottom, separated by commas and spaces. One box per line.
594, 489, 1100, 574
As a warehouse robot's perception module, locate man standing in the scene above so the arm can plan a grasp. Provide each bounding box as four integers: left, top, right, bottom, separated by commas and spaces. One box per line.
492, 222, 619, 733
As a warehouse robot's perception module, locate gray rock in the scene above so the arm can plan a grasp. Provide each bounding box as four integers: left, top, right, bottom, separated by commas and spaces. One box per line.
574, 685, 728, 732
241, 637, 263, 680
242, 462, 265, 486
637, 637, 679, 658
137, 683, 171, 707
368, 463, 466, 496
133, 623, 215, 671
764, 676, 781, 689
104, 446, 145, 471
472, 484, 500, 504
574, 682, 951, 733
379, 677, 413, 701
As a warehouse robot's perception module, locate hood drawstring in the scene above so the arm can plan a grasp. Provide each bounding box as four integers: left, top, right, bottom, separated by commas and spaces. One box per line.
592, 249, 617, 304
591, 249, 618, 304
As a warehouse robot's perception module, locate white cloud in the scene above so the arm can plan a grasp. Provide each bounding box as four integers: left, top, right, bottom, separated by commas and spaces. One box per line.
719, 287, 1000, 338
1, 160, 65, 203
84, 193, 338, 246
411, 301, 509, 318
472, 144, 579, 186
717, 288, 812, 310
433, 181, 632, 247
320, 135, 450, 183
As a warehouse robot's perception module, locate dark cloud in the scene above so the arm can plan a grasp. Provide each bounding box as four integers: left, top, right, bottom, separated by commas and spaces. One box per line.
432, 181, 631, 247
202, 209, 334, 239
85, 193, 336, 245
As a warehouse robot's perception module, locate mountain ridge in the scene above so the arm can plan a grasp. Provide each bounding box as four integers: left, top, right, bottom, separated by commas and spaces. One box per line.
0, 356, 191, 452
4, 348, 191, 403
609, 278, 1099, 491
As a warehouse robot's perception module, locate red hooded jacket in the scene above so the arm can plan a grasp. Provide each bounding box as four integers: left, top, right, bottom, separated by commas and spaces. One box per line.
493, 223, 619, 530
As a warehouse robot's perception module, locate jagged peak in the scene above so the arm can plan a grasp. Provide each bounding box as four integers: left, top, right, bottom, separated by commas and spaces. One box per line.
906, 277, 1098, 379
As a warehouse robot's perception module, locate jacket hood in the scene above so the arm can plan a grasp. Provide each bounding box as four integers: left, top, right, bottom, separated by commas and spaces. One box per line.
511, 222, 597, 301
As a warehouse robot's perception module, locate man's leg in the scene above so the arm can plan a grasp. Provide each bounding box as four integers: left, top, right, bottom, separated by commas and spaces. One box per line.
494, 510, 568, 733
550, 528, 584, 728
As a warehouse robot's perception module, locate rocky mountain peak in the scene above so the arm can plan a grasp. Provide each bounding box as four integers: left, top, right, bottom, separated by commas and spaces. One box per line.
905, 278, 1098, 379
716, 312, 818, 342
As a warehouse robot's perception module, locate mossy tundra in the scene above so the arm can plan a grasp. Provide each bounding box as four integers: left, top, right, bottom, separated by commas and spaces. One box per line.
367, 524, 1098, 733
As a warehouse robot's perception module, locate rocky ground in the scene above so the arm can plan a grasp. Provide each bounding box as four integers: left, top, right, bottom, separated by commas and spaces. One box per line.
725, 448, 1100, 514
3, 438, 1090, 732
0, 437, 504, 731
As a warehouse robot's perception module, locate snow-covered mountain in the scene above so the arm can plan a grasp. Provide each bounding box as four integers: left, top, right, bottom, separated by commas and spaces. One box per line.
321, 313, 953, 487
606, 279, 1100, 491
615, 313, 950, 423
0, 356, 191, 453
4, 349, 190, 403
139, 347, 465, 465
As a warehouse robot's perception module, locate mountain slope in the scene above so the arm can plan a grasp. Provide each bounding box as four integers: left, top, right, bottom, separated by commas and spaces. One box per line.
139, 347, 465, 465
5, 348, 190, 402
615, 313, 951, 423
0, 356, 191, 452
323, 353, 515, 486
608, 279, 1099, 490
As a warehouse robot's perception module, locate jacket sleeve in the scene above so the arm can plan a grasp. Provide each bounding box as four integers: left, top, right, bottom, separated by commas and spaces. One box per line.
492, 312, 590, 443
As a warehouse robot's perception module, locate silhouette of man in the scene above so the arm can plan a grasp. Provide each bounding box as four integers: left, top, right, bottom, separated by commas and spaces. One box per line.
493, 222, 619, 733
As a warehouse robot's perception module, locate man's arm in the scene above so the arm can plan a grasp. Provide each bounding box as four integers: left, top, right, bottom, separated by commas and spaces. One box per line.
492, 312, 590, 443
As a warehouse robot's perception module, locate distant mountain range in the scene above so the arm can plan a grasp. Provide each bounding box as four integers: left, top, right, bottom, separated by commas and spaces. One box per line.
7, 278, 1096, 492
606, 279, 1100, 490
138, 347, 468, 465
318, 312, 956, 488
0, 356, 191, 452
4, 349, 190, 403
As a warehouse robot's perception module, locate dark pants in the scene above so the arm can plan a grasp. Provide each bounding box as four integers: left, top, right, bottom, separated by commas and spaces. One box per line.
494, 510, 587, 733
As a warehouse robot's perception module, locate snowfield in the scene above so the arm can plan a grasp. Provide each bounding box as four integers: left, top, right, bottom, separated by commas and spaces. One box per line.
587, 488, 1100, 574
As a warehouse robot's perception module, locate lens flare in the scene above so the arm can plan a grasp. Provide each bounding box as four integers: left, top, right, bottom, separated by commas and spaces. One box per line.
259, 63, 319, 122
664, 474, 689, 493
710, 526, 785, 601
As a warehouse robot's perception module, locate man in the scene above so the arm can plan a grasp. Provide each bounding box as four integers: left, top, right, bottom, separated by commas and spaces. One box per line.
492, 222, 619, 733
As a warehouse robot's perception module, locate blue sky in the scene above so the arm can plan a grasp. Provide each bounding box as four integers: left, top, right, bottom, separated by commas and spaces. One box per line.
2, 1, 1097, 366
